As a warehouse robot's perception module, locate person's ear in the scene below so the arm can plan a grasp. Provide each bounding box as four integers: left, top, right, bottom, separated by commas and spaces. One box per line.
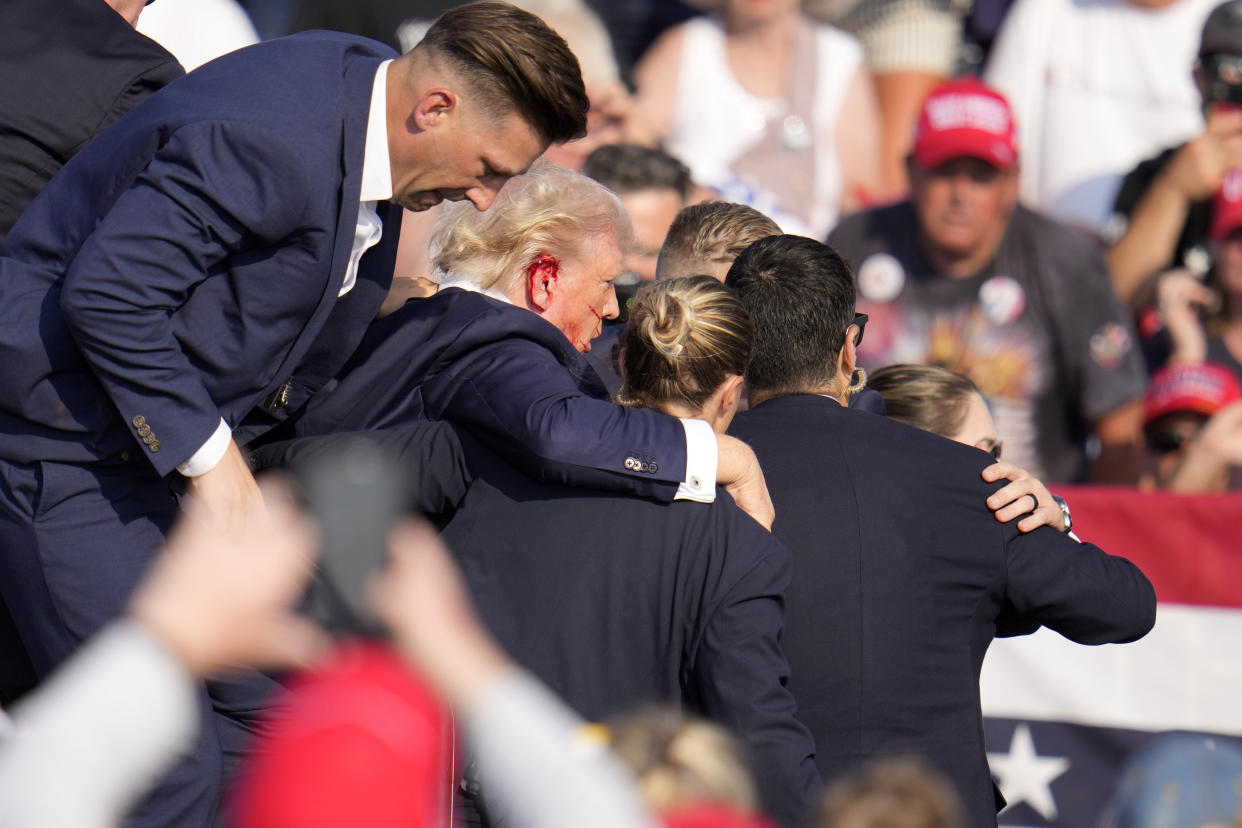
412, 89, 457, 131
838, 327, 858, 385
526, 254, 560, 312
720, 374, 745, 413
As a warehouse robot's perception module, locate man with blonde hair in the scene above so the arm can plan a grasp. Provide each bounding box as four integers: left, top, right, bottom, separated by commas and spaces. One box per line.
291, 164, 774, 524
656, 201, 782, 282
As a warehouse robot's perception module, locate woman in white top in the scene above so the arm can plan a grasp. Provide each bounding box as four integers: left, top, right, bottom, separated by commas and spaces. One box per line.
635, 0, 883, 239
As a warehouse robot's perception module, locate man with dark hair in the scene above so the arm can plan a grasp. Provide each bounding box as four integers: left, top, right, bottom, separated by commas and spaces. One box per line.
0, 3, 587, 825
726, 234, 1157, 828
583, 142, 693, 284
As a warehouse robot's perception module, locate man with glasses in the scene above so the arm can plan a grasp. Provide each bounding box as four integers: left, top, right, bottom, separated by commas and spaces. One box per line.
726, 234, 1157, 828
829, 77, 1147, 484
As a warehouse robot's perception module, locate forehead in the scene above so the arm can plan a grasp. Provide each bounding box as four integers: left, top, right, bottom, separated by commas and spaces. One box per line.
564, 229, 624, 277
954, 392, 997, 440
919, 156, 1005, 181
473, 109, 546, 172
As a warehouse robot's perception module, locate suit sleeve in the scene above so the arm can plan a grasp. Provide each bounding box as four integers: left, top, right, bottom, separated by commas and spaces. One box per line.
250, 422, 472, 517
1000, 524, 1156, 643
432, 337, 691, 501
688, 520, 821, 828
59, 121, 321, 477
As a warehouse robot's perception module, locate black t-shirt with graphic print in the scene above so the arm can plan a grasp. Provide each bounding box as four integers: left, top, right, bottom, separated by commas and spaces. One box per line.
828, 202, 1147, 483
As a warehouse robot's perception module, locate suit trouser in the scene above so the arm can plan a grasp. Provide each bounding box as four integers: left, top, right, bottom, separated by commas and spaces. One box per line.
0, 456, 279, 828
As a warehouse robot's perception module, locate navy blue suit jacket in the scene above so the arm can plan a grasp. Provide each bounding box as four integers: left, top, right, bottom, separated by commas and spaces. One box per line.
442, 431, 820, 828
0, 32, 400, 476
730, 396, 1156, 828
291, 288, 690, 499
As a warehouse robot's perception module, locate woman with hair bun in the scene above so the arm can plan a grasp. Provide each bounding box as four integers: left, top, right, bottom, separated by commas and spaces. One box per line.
438, 284, 820, 826
620, 276, 753, 434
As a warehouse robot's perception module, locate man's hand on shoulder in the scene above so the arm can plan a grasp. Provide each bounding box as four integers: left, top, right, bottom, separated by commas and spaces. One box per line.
982, 461, 1067, 534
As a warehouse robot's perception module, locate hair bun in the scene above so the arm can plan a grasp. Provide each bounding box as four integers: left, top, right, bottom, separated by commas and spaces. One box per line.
642, 292, 695, 366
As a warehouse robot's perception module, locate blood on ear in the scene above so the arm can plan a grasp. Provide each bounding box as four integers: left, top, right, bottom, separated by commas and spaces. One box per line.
527, 254, 559, 309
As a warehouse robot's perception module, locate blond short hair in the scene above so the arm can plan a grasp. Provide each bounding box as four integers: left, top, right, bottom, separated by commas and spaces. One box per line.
607, 707, 758, 815
656, 202, 781, 282
430, 162, 632, 293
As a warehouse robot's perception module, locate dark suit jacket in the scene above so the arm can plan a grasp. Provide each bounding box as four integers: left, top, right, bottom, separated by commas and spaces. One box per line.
442, 432, 821, 828
0, 32, 401, 476
291, 287, 690, 499
0, 0, 184, 245
729, 395, 1156, 828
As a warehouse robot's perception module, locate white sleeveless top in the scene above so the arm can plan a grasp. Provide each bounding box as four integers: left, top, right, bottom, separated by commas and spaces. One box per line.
664, 15, 863, 238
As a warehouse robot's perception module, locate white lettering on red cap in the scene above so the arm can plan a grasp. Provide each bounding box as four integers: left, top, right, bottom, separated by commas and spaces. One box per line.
925, 94, 1010, 136
1223, 169, 1242, 202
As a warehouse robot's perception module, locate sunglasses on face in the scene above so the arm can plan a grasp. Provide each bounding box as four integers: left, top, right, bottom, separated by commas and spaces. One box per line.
976, 439, 1003, 460
1147, 431, 1192, 455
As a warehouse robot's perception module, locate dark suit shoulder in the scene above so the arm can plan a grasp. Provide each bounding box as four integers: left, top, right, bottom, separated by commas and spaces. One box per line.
734, 395, 997, 486
357, 288, 584, 376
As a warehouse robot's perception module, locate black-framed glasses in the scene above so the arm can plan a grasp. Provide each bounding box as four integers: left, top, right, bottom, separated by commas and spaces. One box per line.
842, 312, 868, 349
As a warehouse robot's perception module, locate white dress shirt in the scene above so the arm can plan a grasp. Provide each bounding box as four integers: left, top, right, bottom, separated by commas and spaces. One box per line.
179, 60, 394, 477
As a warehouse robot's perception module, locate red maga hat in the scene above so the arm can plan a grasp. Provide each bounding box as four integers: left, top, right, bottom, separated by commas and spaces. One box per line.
229, 642, 453, 828
1144, 362, 1242, 424
913, 77, 1018, 171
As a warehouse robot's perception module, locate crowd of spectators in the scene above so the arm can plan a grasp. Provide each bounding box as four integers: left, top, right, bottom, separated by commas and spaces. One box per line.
0, 1, 1240, 828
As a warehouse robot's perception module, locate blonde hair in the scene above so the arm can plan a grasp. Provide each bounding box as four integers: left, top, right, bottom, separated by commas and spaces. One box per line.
430, 162, 632, 293
608, 707, 758, 815
867, 364, 979, 440
656, 202, 782, 282
620, 277, 753, 410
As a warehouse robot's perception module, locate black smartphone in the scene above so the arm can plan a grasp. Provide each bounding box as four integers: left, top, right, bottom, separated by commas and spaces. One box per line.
290, 434, 409, 637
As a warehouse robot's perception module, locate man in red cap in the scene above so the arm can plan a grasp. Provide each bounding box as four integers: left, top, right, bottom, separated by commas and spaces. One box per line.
829, 77, 1147, 484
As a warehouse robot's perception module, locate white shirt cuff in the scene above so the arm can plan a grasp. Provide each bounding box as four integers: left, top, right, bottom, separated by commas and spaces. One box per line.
674, 418, 717, 503
177, 419, 232, 477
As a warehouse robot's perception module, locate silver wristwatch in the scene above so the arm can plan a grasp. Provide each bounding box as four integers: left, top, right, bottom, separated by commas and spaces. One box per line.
1050, 494, 1072, 534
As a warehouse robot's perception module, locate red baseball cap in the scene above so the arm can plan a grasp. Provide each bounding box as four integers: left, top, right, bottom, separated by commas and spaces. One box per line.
663, 803, 778, 828
1144, 362, 1242, 424
1211, 168, 1242, 241
913, 77, 1019, 171
229, 642, 454, 828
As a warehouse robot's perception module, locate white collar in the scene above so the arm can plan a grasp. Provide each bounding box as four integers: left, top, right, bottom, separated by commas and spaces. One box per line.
438, 274, 515, 305
360, 60, 394, 203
